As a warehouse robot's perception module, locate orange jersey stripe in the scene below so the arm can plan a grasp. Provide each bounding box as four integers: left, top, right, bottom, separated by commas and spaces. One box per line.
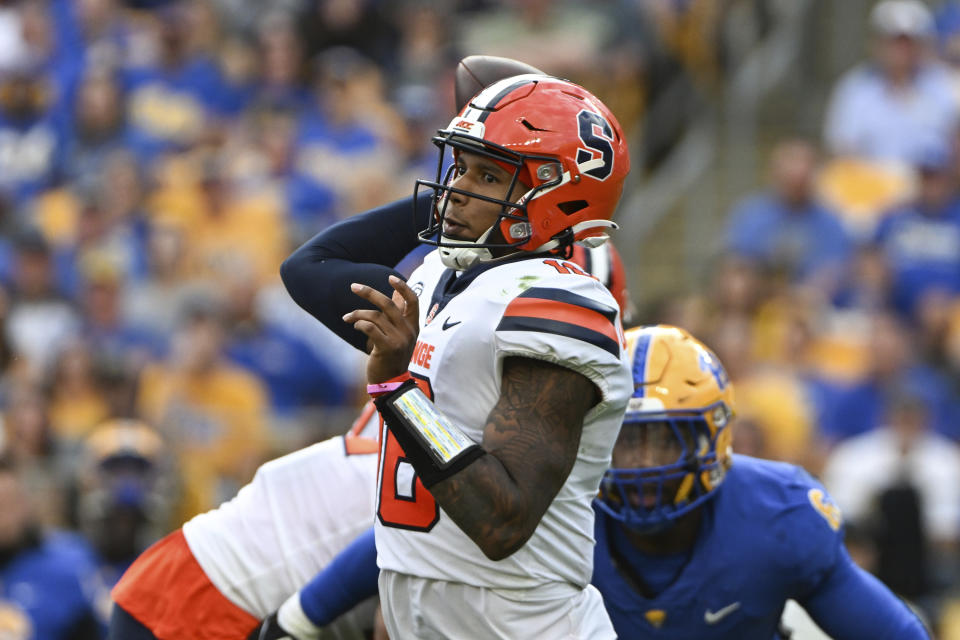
348, 401, 378, 438
503, 297, 619, 343
344, 433, 380, 455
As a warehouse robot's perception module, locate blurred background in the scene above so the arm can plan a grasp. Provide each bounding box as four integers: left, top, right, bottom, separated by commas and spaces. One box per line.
0, 0, 957, 637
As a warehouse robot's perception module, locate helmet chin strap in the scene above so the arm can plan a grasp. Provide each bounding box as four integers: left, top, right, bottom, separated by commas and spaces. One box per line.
438, 226, 495, 270
535, 219, 619, 253
439, 219, 619, 270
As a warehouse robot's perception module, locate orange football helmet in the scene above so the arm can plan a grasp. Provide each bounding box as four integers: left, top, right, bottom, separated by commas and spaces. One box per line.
415, 74, 630, 270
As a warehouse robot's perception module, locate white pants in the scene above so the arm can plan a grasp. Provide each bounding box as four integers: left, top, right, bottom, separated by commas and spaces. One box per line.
378, 570, 617, 640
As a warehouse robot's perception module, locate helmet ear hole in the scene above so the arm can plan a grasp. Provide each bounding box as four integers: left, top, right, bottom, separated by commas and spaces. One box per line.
557, 200, 588, 215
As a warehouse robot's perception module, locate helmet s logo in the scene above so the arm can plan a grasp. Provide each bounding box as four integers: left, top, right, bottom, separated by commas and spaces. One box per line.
454, 119, 474, 130
576, 110, 615, 180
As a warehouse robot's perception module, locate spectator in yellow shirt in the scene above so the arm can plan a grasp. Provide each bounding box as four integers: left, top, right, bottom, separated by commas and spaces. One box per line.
136, 295, 269, 523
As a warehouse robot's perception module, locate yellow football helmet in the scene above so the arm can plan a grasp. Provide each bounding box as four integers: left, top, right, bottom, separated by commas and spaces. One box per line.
76, 419, 176, 563
597, 325, 735, 531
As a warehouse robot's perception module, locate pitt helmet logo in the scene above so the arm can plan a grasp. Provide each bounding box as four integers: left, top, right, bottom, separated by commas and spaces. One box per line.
808, 488, 842, 531
697, 347, 729, 390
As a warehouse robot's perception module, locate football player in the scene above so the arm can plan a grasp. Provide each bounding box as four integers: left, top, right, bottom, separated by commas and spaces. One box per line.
107, 404, 380, 640
107, 235, 631, 640
280, 74, 632, 637
251, 326, 931, 640
74, 419, 178, 628
592, 324, 929, 638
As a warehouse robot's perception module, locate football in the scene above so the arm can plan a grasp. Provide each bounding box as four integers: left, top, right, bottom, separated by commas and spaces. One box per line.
454, 55, 546, 112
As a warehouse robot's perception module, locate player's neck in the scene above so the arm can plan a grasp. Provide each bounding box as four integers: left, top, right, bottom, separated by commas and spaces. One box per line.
626, 509, 702, 555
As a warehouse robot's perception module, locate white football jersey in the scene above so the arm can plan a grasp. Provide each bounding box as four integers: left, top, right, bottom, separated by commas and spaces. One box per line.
183, 405, 380, 638
375, 250, 632, 590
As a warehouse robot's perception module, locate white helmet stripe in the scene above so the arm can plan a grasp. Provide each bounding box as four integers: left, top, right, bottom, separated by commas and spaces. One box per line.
468, 73, 548, 110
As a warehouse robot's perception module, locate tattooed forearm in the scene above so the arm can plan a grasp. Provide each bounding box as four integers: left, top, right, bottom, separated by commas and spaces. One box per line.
430, 356, 599, 560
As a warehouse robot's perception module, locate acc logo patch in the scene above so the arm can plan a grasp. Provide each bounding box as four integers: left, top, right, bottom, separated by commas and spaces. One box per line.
808, 488, 842, 531
0, 599, 32, 640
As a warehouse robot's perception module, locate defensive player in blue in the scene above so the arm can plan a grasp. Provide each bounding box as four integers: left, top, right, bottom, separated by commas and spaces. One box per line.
594, 324, 930, 639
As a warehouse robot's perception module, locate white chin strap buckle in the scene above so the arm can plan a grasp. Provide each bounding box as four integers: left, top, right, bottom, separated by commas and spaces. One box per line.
438, 226, 495, 271
439, 245, 492, 270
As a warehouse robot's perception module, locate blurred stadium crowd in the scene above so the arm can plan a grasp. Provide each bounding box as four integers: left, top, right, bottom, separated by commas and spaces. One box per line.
0, 0, 958, 637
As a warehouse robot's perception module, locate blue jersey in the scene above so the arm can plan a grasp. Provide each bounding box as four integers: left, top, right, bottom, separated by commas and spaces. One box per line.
592, 455, 928, 639
0, 531, 101, 640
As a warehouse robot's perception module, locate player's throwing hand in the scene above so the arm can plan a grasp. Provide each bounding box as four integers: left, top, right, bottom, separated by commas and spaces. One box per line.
344, 275, 420, 383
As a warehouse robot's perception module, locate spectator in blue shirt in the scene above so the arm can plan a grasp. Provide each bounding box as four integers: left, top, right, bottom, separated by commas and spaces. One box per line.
724, 139, 852, 296
286, 47, 395, 233
220, 265, 352, 421
0, 63, 70, 209
872, 141, 960, 319
813, 310, 958, 442
63, 66, 131, 192
120, 5, 227, 166
824, 0, 959, 165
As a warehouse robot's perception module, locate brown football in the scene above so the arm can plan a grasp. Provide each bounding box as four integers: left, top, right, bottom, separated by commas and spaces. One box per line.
454, 55, 545, 112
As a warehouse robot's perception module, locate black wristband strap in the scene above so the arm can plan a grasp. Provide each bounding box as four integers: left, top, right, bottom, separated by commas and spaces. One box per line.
374, 380, 485, 488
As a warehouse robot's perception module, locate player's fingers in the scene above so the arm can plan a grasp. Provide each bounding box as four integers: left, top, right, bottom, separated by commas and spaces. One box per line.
389, 275, 419, 319
391, 288, 405, 315
350, 283, 407, 325
343, 309, 392, 337
344, 310, 413, 351
349, 318, 389, 342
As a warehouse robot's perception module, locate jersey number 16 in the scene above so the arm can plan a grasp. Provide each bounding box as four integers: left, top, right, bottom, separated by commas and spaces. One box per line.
376, 375, 440, 532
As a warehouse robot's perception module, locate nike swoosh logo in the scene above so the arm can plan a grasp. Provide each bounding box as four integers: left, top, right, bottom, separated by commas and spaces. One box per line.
442, 318, 462, 331
704, 602, 740, 624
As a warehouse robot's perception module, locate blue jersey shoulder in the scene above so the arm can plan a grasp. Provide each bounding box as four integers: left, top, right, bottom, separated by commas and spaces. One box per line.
720, 455, 844, 561
592, 455, 845, 639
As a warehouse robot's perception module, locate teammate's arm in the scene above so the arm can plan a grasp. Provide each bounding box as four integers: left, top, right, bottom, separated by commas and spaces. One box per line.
799, 546, 930, 639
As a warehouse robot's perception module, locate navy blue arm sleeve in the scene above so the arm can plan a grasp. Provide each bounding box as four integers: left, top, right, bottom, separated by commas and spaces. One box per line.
299, 526, 379, 627
280, 193, 432, 352
800, 546, 930, 639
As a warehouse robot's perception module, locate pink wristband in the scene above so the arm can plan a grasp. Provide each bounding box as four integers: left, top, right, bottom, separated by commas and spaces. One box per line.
367, 372, 413, 398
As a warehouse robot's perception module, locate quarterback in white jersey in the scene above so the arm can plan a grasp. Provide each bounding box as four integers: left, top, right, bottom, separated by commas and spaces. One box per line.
375, 250, 631, 590
339, 73, 633, 639
109, 406, 380, 640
